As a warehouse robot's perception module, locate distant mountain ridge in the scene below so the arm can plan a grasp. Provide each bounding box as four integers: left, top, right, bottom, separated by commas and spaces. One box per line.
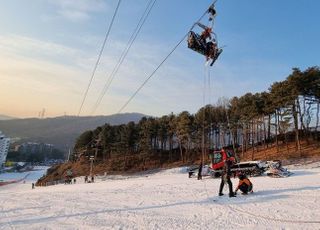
0, 113, 146, 151
0, 114, 17, 120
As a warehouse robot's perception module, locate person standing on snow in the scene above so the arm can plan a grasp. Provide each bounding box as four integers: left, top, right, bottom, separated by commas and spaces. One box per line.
219, 158, 236, 197
198, 162, 203, 180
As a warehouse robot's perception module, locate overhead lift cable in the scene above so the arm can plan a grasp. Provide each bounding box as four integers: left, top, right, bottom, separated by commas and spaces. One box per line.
73, 3, 214, 157
117, 8, 209, 113
91, 0, 157, 115
77, 0, 122, 116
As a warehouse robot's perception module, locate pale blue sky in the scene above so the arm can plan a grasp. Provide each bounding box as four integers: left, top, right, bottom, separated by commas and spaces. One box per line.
0, 0, 319, 118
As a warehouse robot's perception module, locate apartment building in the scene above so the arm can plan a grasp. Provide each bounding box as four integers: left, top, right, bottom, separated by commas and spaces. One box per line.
0, 131, 10, 168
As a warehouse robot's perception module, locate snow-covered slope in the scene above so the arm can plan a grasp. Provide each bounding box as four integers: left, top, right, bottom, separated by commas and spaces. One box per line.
0, 164, 319, 229
0, 167, 47, 183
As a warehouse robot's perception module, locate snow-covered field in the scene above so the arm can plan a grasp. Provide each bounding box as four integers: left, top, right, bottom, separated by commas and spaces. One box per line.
0, 164, 320, 230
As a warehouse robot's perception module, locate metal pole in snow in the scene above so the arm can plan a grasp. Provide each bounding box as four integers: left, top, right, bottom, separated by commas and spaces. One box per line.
89, 156, 94, 177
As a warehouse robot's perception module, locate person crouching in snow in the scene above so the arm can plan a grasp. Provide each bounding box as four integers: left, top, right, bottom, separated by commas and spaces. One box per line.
235, 173, 253, 195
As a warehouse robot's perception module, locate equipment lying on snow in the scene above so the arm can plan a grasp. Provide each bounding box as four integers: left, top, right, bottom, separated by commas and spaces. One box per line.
188, 164, 211, 178
265, 160, 293, 178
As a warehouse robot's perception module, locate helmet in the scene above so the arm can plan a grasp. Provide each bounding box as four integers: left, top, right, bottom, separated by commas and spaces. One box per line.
238, 173, 246, 180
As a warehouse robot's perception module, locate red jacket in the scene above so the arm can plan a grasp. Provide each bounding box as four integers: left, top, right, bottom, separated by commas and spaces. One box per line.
201, 29, 212, 40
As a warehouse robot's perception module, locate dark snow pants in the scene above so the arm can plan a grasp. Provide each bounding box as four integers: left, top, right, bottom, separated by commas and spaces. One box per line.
219, 175, 233, 196
238, 183, 253, 194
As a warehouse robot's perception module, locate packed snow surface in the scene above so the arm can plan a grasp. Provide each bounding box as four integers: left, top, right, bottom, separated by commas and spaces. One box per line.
0, 164, 320, 230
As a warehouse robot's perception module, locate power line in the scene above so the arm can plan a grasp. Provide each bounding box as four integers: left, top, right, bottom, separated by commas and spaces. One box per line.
117, 9, 209, 114
91, 0, 157, 115
77, 0, 122, 116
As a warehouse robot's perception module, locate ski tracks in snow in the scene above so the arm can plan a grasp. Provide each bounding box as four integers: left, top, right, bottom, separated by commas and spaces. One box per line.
0, 185, 51, 229
1, 195, 15, 230
0, 167, 319, 229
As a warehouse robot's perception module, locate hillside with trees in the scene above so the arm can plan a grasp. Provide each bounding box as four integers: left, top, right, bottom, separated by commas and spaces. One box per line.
0, 113, 146, 152
39, 67, 320, 183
